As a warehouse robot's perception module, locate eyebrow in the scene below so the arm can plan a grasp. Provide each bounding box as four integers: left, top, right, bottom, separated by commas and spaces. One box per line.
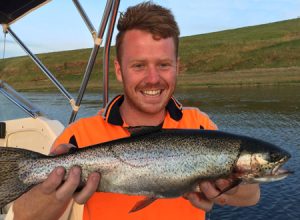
128, 58, 175, 64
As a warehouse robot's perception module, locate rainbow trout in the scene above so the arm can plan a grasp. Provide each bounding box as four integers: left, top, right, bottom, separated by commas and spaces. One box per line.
0, 129, 292, 212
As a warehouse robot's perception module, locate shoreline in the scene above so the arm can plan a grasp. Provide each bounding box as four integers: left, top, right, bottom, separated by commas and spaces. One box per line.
9, 67, 300, 92
13, 81, 300, 93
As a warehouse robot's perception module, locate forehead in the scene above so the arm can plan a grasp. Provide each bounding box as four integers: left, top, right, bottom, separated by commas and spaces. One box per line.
120, 29, 176, 59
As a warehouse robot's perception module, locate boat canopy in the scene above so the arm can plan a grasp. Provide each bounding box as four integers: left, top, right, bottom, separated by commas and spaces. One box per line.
0, 0, 50, 25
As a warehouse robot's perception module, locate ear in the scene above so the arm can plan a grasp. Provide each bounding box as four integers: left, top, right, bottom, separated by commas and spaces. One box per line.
114, 59, 123, 82
176, 57, 180, 75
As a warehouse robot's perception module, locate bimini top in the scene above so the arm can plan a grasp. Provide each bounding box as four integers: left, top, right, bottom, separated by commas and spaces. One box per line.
0, 0, 51, 25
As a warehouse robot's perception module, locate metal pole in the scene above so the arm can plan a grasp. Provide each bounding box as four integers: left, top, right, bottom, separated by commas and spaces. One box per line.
69, 0, 114, 124
103, 0, 120, 107
2, 30, 7, 59
72, 0, 97, 40
6, 26, 74, 103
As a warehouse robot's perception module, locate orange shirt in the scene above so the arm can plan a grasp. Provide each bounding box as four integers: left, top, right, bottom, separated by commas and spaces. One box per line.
53, 95, 217, 220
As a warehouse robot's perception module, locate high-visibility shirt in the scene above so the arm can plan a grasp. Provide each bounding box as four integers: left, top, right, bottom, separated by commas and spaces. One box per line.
53, 95, 217, 220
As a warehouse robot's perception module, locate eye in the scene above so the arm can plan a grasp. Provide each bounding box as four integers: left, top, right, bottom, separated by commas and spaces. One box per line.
132, 63, 145, 71
158, 62, 172, 70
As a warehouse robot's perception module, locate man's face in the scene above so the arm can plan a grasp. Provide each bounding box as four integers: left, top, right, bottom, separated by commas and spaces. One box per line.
115, 29, 178, 115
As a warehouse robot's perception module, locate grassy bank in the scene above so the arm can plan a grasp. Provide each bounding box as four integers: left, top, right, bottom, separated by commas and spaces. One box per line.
1, 18, 300, 91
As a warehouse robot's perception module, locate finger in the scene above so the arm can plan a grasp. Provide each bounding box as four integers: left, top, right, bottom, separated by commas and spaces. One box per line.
215, 179, 230, 190
215, 179, 239, 195
73, 172, 101, 204
200, 182, 220, 199
40, 167, 65, 194
50, 144, 76, 156
55, 166, 81, 201
200, 182, 229, 206
185, 192, 213, 212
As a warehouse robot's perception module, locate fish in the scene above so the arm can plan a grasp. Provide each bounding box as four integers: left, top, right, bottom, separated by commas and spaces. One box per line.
0, 128, 292, 212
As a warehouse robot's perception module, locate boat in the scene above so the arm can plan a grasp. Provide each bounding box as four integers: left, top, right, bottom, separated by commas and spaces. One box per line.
0, 0, 120, 219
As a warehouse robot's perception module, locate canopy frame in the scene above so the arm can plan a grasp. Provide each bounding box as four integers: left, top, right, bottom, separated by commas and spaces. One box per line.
68, 0, 120, 123
1, 0, 120, 123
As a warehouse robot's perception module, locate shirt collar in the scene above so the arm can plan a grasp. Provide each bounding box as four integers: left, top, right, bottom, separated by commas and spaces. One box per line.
103, 95, 183, 126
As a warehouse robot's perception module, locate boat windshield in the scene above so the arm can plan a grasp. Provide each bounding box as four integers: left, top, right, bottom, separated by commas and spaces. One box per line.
0, 92, 31, 121
0, 80, 44, 120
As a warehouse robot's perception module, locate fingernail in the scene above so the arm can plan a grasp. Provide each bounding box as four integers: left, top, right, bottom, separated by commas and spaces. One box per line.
92, 173, 100, 182
202, 182, 209, 190
72, 167, 81, 176
56, 167, 64, 176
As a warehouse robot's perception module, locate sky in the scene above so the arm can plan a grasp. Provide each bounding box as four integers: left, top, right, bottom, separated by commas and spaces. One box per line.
1, 0, 300, 58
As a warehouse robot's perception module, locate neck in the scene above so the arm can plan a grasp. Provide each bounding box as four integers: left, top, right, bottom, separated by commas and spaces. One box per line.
119, 100, 166, 127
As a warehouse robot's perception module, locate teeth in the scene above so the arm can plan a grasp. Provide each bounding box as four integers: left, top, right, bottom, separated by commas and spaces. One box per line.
143, 90, 161, 96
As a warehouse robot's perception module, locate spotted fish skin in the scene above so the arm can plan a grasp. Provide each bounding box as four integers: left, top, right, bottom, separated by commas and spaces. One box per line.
0, 129, 291, 208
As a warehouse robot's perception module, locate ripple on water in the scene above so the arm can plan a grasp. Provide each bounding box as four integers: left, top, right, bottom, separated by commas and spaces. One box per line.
1, 86, 299, 219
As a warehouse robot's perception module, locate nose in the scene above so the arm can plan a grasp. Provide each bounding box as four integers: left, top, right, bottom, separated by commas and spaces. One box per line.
145, 65, 160, 84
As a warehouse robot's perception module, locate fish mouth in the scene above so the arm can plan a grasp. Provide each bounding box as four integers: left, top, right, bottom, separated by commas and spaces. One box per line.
256, 163, 293, 183
272, 155, 292, 174
251, 169, 293, 183
249, 156, 293, 183
272, 167, 293, 176
270, 162, 294, 178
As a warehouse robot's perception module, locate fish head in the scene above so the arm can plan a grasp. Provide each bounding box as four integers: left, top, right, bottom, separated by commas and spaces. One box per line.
234, 138, 292, 183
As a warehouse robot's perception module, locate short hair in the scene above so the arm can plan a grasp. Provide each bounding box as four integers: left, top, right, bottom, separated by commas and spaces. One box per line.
115, 1, 180, 62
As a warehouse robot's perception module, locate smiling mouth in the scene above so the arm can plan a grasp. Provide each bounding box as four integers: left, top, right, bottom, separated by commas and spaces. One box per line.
141, 90, 162, 96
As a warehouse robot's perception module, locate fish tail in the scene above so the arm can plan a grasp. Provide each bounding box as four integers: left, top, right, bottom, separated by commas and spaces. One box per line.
0, 147, 42, 208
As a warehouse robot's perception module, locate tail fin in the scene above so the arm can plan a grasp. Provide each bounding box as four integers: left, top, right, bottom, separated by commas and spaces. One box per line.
0, 147, 42, 208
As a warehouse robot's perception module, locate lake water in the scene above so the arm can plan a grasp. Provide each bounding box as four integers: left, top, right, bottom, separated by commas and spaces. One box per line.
0, 85, 299, 220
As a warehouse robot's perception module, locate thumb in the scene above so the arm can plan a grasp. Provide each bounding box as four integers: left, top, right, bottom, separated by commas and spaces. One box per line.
50, 144, 76, 156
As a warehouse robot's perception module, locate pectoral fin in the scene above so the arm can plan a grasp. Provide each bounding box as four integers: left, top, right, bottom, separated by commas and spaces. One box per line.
215, 179, 242, 198
129, 197, 158, 213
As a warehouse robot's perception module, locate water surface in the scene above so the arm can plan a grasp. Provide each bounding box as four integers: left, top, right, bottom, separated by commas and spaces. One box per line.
0, 85, 299, 220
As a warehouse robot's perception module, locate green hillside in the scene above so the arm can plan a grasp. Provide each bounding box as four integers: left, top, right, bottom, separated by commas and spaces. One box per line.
1, 18, 300, 91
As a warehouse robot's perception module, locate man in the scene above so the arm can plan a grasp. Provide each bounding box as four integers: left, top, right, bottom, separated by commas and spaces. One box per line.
12, 2, 260, 220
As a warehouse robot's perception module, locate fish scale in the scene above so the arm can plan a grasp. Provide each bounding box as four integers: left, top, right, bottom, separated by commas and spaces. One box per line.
0, 128, 292, 211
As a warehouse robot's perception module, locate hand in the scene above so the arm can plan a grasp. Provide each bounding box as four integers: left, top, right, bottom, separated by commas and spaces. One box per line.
13, 144, 101, 220
184, 179, 234, 212
49, 143, 77, 155
49, 144, 101, 204
184, 179, 260, 212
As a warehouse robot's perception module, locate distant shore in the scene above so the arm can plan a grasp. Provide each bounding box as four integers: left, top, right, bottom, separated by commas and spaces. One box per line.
1, 18, 300, 92
7, 67, 299, 92
176, 67, 300, 89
